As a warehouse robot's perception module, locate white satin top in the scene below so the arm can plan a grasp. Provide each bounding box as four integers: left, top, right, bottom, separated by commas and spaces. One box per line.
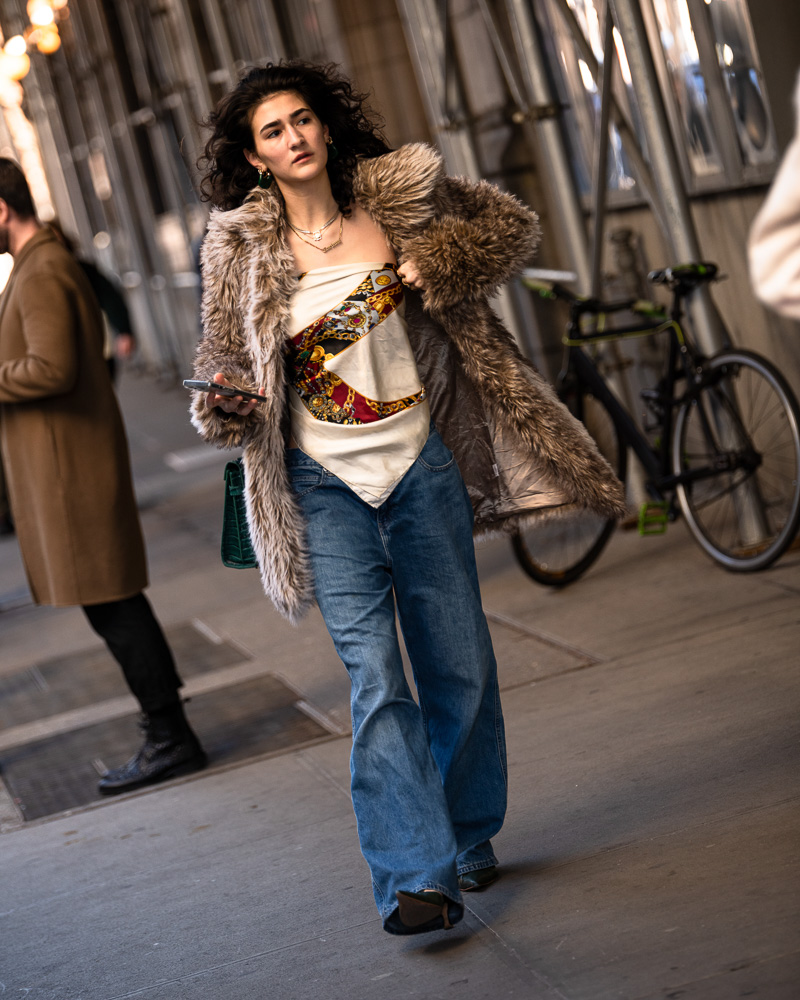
287, 260, 430, 506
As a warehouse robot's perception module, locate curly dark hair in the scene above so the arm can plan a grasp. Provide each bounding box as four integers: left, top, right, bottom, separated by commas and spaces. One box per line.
199, 61, 392, 212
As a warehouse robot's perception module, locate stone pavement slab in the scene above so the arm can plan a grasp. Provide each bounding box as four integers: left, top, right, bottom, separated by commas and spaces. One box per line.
0, 744, 563, 1000
485, 601, 800, 999
1, 370, 798, 999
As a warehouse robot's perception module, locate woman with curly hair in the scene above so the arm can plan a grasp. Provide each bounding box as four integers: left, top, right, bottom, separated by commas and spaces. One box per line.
190, 60, 625, 936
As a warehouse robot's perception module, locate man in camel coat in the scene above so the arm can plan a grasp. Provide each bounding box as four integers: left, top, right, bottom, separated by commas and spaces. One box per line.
0, 158, 205, 794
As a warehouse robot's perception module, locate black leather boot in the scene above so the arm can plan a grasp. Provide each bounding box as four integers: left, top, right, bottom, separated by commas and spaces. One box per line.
97, 704, 207, 796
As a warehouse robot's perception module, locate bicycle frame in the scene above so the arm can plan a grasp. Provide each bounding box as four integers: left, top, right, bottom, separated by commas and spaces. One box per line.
569, 347, 668, 498
561, 289, 714, 502
517, 265, 800, 576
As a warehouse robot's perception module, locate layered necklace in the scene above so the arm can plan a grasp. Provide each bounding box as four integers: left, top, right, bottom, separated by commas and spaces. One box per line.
287, 210, 343, 253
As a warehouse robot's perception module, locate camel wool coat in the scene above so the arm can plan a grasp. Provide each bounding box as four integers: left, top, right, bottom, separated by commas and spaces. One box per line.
0, 227, 147, 606
191, 144, 627, 621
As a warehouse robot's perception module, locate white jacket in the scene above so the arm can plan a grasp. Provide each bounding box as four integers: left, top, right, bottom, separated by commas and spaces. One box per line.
748, 71, 800, 320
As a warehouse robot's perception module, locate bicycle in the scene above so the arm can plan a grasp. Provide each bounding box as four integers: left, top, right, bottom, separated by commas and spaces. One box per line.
513, 263, 800, 585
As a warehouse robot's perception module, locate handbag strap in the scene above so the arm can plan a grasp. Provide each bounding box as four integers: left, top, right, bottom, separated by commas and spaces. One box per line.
224, 457, 245, 495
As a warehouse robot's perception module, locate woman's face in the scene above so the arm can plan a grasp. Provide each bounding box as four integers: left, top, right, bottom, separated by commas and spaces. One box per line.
244, 90, 330, 187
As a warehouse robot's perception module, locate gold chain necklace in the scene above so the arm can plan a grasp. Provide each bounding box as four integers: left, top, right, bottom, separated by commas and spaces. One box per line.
287, 214, 343, 253
287, 209, 339, 241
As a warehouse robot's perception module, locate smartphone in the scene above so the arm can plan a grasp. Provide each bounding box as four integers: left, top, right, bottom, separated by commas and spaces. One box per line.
183, 379, 264, 402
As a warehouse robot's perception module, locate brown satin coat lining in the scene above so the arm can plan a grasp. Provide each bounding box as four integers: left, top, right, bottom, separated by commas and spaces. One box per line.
403, 292, 570, 526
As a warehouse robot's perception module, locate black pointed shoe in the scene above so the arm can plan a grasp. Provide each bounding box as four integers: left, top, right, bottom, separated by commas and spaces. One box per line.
458, 865, 499, 892
385, 890, 463, 936
98, 709, 207, 796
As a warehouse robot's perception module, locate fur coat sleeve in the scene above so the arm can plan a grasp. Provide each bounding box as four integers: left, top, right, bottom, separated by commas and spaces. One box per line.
189, 210, 268, 448
353, 143, 542, 310
192, 193, 312, 621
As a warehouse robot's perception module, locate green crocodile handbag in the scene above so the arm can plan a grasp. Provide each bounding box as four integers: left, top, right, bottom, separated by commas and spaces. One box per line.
221, 458, 258, 569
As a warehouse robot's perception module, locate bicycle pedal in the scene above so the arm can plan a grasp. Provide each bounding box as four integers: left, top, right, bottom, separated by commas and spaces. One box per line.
638, 501, 669, 535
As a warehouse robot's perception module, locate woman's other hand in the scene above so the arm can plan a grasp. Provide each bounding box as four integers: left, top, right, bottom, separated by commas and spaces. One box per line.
206, 372, 265, 415
397, 261, 426, 290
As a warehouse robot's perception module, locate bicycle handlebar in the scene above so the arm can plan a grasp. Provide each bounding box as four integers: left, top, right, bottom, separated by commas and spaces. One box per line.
521, 273, 638, 315
522, 261, 721, 318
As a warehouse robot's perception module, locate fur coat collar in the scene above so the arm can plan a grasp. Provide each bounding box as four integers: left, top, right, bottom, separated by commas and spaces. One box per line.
192, 144, 626, 620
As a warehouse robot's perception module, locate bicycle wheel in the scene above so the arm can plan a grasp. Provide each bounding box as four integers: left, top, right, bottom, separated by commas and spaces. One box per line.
512, 385, 627, 586
673, 349, 800, 571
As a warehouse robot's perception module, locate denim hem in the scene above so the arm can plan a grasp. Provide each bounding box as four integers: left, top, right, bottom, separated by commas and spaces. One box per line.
457, 859, 498, 876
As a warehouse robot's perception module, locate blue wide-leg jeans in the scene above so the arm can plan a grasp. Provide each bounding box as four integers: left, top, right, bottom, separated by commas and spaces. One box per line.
287, 427, 507, 932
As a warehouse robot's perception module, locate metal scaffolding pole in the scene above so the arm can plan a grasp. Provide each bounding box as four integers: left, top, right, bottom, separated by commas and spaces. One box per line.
589, 5, 614, 298
609, 0, 725, 355
551, 0, 666, 237
395, 0, 481, 179
396, 0, 537, 357
198, 0, 237, 89
70, 0, 189, 370
171, 0, 215, 112
503, 0, 591, 293
611, 0, 769, 538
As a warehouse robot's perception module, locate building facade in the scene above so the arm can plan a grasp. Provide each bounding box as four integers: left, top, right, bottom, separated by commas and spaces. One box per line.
0, 0, 797, 395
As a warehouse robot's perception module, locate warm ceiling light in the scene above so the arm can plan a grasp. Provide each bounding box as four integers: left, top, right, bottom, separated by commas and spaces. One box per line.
0, 51, 31, 80
30, 7, 55, 27
36, 26, 60, 53
51, 0, 69, 8
0, 77, 24, 108
27, 1, 54, 25
4, 35, 28, 57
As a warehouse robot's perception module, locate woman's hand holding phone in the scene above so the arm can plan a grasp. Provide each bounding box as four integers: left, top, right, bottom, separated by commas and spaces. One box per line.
206, 373, 265, 415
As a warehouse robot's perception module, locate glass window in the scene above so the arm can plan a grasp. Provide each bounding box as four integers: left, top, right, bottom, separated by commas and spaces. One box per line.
537, 0, 776, 197
704, 0, 776, 167
540, 0, 639, 197
652, 0, 725, 178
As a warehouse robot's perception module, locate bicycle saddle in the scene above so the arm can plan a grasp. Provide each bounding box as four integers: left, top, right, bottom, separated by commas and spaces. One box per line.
648, 263, 719, 289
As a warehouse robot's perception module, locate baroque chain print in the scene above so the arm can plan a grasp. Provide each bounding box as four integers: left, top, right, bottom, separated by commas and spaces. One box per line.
288, 265, 427, 424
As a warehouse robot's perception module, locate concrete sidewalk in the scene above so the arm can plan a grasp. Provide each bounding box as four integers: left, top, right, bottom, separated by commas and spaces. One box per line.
1, 369, 798, 999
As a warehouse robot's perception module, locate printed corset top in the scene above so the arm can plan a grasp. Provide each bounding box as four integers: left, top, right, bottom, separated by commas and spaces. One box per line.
288, 262, 426, 425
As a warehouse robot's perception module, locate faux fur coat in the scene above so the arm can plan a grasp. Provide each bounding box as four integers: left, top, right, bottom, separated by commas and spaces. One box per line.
191, 143, 626, 621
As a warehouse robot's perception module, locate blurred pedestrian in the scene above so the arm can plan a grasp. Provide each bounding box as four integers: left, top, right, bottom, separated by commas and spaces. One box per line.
748, 69, 800, 319
191, 61, 624, 936
0, 223, 134, 538
0, 158, 206, 794
0, 452, 11, 535
49, 220, 135, 381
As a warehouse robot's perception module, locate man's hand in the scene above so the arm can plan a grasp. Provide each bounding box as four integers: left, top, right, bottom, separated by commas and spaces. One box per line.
115, 334, 134, 360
